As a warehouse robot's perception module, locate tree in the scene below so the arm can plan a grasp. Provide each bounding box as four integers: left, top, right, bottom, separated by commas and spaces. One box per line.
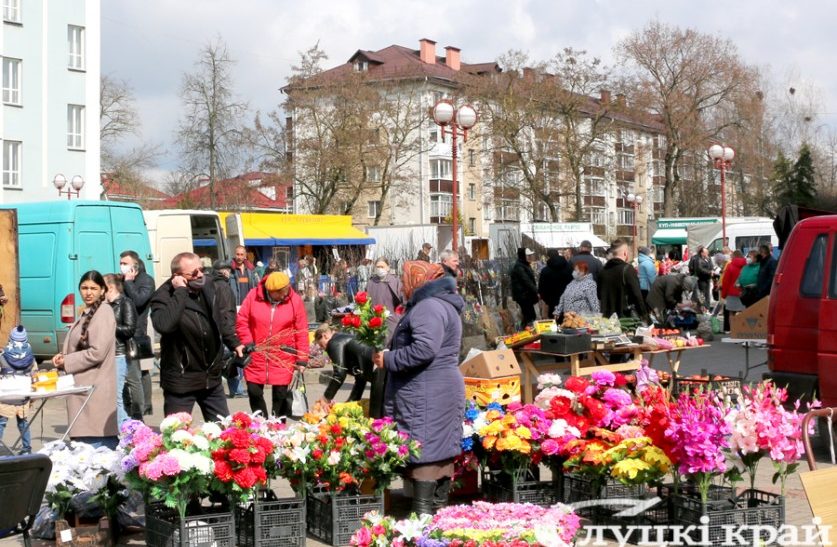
773, 146, 817, 209
177, 37, 248, 209
617, 21, 760, 216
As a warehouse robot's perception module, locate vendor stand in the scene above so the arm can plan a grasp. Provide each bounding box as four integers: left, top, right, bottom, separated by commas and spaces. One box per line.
0, 385, 94, 452
645, 344, 711, 374
721, 337, 767, 378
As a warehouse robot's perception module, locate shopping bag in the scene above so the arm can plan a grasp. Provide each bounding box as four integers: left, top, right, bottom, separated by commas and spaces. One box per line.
288, 370, 308, 418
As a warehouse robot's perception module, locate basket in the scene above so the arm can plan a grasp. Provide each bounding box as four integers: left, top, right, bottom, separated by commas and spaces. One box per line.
671, 374, 742, 398
306, 489, 383, 546
235, 489, 306, 547
562, 473, 649, 524
481, 467, 561, 507
145, 501, 236, 547
673, 488, 784, 545
464, 376, 520, 406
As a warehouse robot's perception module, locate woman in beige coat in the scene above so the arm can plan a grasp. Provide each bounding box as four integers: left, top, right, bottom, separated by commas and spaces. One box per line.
52, 271, 119, 448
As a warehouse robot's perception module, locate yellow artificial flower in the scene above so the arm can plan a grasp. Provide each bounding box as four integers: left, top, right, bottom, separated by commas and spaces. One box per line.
482, 436, 497, 450
485, 410, 502, 421
515, 426, 532, 440
642, 446, 672, 472
481, 421, 505, 437
612, 459, 652, 481
502, 414, 517, 426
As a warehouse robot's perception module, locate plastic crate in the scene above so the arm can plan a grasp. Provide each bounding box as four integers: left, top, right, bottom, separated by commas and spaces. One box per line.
673, 488, 784, 545
236, 489, 306, 547
672, 375, 742, 398
480, 467, 561, 507
305, 489, 383, 546
562, 473, 649, 524
145, 501, 236, 547
464, 376, 520, 406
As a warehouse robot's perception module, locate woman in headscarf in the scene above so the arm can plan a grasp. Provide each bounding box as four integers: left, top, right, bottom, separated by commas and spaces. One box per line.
372, 261, 465, 516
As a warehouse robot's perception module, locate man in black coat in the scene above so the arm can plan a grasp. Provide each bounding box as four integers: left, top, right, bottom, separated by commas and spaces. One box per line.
151, 252, 243, 420
119, 250, 155, 418
571, 240, 603, 282
646, 274, 697, 323
211, 259, 246, 398
756, 244, 778, 299
509, 247, 539, 327
538, 249, 574, 319
597, 240, 647, 320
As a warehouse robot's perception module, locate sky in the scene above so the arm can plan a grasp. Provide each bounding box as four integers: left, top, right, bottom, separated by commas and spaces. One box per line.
101, 0, 837, 184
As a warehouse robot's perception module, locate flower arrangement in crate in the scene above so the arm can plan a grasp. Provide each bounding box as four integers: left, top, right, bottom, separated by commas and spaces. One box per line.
474, 401, 552, 482
210, 411, 276, 503
341, 291, 389, 349
266, 418, 317, 495
299, 401, 420, 494
118, 413, 220, 519
350, 502, 582, 546
39, 440, 124, 521
725, 380, 812, 495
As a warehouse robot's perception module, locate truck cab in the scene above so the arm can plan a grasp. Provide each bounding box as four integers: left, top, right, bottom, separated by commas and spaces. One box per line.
767, 215, 837, 405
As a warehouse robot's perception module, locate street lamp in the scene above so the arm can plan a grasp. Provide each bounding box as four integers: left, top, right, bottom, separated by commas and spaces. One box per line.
708, 144, 734, 245
431, 100, 477, 252
54, 174, 85, 200
626, 192, 643, 257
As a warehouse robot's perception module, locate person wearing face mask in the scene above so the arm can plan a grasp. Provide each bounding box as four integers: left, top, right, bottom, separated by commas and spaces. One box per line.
236, 272, 309, 417
736, 250, 762, 307
150, 252, 244, 419
119, 250, 154, 418
52, 271, 119, 449
554, 261, 600, 319
103, 274, 137, 427
366, 257, 404, 344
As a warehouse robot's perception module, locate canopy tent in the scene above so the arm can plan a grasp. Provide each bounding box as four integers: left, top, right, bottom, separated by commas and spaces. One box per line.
522, 229, 608, 250
220, 212, 375, 246
651, 228, 688, 245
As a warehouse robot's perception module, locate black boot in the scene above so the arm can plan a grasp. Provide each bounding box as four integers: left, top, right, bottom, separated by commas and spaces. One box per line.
412, 480, 436, 516
433, 477, 452, 512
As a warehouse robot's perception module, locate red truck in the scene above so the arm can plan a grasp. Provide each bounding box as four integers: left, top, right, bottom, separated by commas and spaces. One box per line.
766, 215, 837, 405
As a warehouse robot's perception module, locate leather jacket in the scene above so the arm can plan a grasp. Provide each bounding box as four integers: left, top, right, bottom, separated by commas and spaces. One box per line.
109, 295, 138, 356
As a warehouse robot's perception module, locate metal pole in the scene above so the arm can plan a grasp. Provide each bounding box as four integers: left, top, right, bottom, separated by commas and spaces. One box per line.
720, 161, 727, 245
633, 202, 638, 257
451, 124, 459, 252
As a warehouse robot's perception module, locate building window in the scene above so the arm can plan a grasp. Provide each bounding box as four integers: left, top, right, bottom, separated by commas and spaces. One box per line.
430, 193, 453, 219
468, 217, 476, 234
354, 60, 368, 72
617, 153, 634, 170
367, 200, 381, 219
588, 148, 605, 168
430, 159, 452, 180
68, 25, 85, 70
617, 208, 635, 226
285, 186, 294, 200
468, 149, 475, 167
67, 104, 84, 149
2, 140, 20, 187
428, 125, 439, 144
365, 165, 381, 183
494, 199, 520, 222
468, 183, 476, 200
586, 207, 606, 225
2, 58, 20, 105
3, 0, 20, 23
584, 176, 606, 196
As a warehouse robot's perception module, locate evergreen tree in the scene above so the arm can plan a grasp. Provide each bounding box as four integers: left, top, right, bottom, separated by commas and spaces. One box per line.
791, 144, 818, 207
771, 152, 794, 208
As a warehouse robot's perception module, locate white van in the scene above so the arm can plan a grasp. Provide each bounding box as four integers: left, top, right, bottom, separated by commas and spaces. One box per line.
143, 210, 230, 287
687, 218, 778, 255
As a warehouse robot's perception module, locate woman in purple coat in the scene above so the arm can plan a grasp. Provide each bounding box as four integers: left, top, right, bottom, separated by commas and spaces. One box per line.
373, 261, 464, 516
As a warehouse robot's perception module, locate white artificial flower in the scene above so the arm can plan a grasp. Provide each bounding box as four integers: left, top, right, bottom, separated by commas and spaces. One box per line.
189, 454, 213, 474
191, 435, 210, 451
170, 429, 194, 445
159, 414, 189, 433
534, 525, 570, 547
201, 422, 223, 439
462, 424, 474, 438
548, 419, 580, 439
168, 449, 193, 470
472, 415, 487, 432
327, 451, 341, 466
394, 514, 432, 539
291, 446, 309, 463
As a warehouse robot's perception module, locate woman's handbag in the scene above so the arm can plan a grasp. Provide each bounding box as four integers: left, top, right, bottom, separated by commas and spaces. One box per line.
132, 334, 154, 360
287, 370, 308, 418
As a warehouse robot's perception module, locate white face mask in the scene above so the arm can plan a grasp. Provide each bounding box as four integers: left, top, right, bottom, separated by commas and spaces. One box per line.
746, 257, 753, 265
375, 267, 387, 277
572, 270, 583, 280
120, 264, 134, 275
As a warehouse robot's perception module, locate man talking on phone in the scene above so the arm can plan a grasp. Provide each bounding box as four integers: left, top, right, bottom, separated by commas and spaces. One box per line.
119, 250, 155, 419
150, 252, 244, 419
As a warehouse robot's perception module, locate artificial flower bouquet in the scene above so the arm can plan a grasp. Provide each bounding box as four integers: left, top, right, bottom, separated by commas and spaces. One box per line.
341, 291, 389, 350
118, 413, 221, 518
475, 402, 551, 478
39, 440, 123, 520
350, 502, 581, 547
210, 412, 276, 503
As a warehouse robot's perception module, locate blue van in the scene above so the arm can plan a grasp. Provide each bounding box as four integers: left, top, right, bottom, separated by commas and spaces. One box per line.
0, 200, 154, 359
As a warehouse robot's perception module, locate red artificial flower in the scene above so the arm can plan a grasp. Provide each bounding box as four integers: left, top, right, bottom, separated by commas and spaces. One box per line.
368, 316, 383, 328
580, 395, 608, 424
252, 465, 267, 484
341, 315, 352, 327
373, 304, 385, 315
395, 305, 406, 315
614, 373, 628, 387
335, 437, 345, 449
212, 448, 229, 461
250, 446, 267, 464
564, 376, 590, 394
312, 448, 324, 460
339, 472, 357, 485
233, 467, 258, 489
353, 315, 363, 328
214, 460, 234, 482
231, 412, 252, 429
229, 448, 251, 465
226, 429, 251, 449
355, 292, 368, 305
330, 424, 342, 435
548, 396, 573, 418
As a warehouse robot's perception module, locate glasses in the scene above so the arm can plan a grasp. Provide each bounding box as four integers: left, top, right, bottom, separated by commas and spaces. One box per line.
181, 268, 204, 279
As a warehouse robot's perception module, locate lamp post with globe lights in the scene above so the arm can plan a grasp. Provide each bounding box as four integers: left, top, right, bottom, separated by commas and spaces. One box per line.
430, 100, 477, 252
626, 192, 643, 257
708, 144, 734, 245
53, 174, 85, 200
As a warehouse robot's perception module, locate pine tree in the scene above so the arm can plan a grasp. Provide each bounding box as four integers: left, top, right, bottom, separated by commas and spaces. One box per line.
771, 152, 794, 208
790, 144, 818, 207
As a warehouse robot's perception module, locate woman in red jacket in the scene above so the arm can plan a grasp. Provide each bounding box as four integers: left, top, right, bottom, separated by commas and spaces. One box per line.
720, 250, 747, 334
236, 272, 309, 417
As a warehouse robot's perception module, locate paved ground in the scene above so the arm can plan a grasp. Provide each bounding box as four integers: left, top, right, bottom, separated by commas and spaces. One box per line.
0, 338, 829, 546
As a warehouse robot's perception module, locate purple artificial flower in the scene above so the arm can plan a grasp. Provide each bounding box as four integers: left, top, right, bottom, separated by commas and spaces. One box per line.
591, 370, 616, 387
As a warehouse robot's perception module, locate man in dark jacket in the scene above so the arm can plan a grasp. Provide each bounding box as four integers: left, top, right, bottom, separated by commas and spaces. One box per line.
212, 259, 246, 398
416, 242, 432, 262
646, 273, 697, 323
230, 245, 260, 306
597, 240, 647, 320
571, 240, 603, 282
756, 243, 778, 299
119, 250, 154, 418
151, 252, 243, 419
510, 248, 539, 327
690, 246, 714, 309
538, 249, 574, 319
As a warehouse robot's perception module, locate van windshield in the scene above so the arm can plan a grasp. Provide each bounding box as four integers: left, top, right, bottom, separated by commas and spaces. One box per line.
191, 215, 226, 262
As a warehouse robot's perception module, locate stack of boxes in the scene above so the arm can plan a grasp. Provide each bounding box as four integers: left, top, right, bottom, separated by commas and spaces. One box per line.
459, 349, 522, 406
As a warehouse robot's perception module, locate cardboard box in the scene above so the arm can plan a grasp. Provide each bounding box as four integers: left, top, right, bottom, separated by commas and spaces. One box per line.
729, 296, 769, 340
464, 376, 521, 406
459, 349, 521, 379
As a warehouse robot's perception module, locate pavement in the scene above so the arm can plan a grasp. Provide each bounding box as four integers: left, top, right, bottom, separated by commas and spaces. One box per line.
0, 337, 830, 546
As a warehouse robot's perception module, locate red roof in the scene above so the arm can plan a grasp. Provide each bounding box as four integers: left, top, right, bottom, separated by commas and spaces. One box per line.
100, 175, 170, 202
162, 172, 293, 210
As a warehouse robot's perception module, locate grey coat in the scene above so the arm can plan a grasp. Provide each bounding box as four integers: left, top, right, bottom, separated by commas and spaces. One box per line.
383, 276, 464, 464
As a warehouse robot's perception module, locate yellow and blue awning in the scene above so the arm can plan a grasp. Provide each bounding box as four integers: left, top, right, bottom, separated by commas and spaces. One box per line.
220, 212, 374, 246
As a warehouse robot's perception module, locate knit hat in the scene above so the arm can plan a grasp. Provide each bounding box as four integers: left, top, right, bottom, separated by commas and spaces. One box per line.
3, 325, 35, 371
265, 271, 290, 291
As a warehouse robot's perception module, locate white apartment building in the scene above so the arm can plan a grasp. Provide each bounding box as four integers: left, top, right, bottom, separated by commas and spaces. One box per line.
0, 0, 100, 204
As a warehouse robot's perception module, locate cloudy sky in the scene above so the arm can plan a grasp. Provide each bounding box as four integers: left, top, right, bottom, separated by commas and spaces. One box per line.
102, 0, 837, 183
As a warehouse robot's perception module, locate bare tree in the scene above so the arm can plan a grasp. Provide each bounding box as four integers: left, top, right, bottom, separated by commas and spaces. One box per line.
617, 21, 760, 216
177, 37, 248, 209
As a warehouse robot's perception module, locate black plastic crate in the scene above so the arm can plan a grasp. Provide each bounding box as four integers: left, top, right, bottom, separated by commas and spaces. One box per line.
145, 501, 236, 547
672, 375, 742, 399
305, 489, 383, 546
673, 488, 784, 545
480, 467, 561, 507
562, 473, 649, 524
236, 489, 306, 547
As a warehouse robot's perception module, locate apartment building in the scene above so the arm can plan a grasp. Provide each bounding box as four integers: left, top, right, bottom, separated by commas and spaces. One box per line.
0, 0, 100, 204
